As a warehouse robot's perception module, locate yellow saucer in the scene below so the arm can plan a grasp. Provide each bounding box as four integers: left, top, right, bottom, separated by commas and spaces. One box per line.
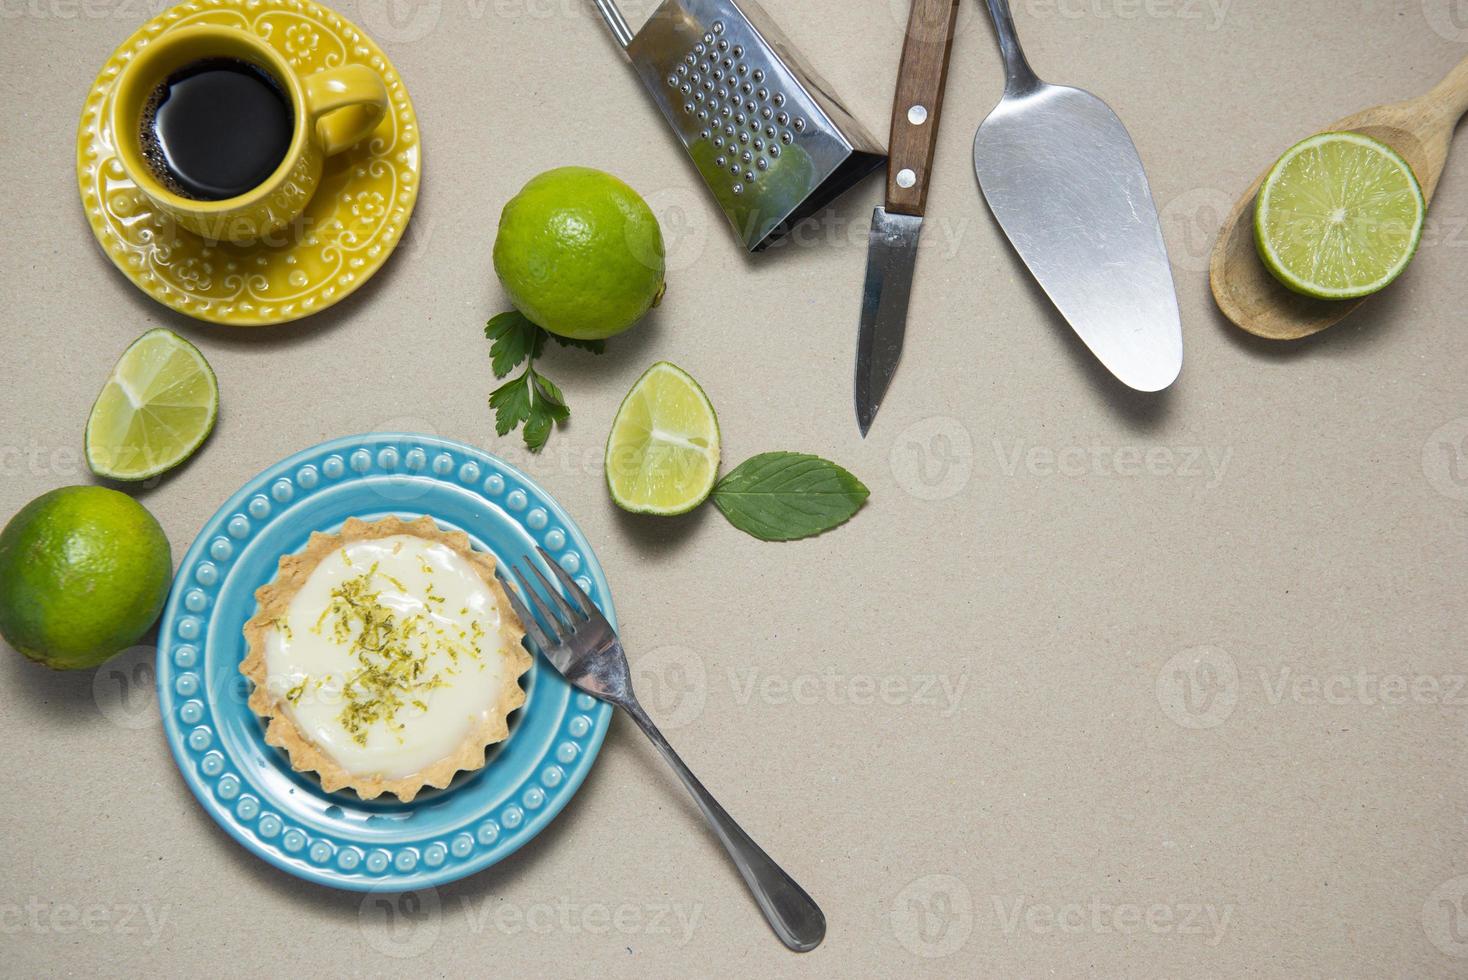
76, 0, 420, 326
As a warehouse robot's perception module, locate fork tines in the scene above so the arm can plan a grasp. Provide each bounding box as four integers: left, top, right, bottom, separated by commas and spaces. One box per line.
498, 546, 596, 653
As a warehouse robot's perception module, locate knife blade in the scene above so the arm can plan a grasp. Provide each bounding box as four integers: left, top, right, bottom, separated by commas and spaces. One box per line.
854, 0, 963, 436
856, 208, 923, 436
972, 0, 1183, 392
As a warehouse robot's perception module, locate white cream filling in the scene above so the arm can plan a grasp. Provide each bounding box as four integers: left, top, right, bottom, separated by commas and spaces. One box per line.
262, 534, 515, 780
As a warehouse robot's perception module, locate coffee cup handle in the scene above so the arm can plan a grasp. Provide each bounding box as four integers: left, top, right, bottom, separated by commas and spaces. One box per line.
302, 65, 390, 156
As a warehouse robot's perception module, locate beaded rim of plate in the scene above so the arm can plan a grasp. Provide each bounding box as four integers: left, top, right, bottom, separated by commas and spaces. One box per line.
156, 434, 614, 890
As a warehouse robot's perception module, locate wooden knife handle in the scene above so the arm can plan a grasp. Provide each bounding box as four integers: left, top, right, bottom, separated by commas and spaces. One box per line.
885, 0, 962, 216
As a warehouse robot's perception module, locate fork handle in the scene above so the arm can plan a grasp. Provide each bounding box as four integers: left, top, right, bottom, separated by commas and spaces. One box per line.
622, 699, 826, 952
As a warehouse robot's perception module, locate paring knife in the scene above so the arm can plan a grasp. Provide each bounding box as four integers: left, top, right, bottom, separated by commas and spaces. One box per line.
855, 0, 964, 437
972, 0, 1183, 392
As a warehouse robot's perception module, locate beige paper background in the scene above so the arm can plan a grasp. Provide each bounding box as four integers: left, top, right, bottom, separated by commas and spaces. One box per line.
3, 0, 1467, 975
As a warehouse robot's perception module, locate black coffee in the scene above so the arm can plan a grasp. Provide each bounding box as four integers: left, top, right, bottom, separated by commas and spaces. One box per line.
139, 58, 293, 201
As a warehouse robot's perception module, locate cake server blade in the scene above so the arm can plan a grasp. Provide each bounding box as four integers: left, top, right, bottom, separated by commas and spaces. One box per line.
972, 0, 1182, 392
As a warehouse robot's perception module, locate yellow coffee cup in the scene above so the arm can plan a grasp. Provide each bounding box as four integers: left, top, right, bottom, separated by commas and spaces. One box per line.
110, 25, 389, 243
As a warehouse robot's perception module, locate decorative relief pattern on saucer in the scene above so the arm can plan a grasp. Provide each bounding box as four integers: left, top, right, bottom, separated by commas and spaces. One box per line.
76, 0, 421, 325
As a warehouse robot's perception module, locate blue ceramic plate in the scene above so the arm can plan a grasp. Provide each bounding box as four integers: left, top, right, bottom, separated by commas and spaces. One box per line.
156, 434, 614, 891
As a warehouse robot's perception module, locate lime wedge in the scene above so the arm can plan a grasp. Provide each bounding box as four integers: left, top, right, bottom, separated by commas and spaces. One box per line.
85, 328, 219, 481
605, 362, 720, 515
1254, 132, 1425, 300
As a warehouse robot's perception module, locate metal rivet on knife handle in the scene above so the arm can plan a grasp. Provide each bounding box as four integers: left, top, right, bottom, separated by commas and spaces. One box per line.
854, 0, 964, 436
884, 0, 963, 217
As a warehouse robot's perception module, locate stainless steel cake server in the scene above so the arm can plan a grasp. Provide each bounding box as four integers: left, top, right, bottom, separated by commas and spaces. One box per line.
971, 0, 1183, 392
592, 0, 886, 251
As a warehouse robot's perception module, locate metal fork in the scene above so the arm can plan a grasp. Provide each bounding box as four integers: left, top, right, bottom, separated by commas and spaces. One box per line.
500, 548, 826, 953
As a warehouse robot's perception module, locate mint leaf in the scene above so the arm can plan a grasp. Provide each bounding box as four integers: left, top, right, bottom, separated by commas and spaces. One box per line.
711, 453, 869, 541
551, 335, 607, 355
485, 311, 544, 379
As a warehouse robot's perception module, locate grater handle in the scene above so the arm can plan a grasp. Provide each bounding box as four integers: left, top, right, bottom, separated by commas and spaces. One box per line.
884, 0, 963, 215
591, 0, 634, 48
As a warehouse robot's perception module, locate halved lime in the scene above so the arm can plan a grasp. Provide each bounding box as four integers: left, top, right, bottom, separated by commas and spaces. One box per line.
605, 362, 720, 515
85, 328, 219, 481
1255, 132, 1425, 300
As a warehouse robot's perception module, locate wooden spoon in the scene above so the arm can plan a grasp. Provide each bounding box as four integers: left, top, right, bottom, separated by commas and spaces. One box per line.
1210, 55, 1468, 340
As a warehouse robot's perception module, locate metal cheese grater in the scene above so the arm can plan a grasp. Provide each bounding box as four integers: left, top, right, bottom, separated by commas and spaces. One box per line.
592, 0, 887, 252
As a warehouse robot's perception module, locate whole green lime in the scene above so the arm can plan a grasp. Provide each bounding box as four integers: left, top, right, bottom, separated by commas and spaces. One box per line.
493, 166, 665, 341
0, 486, 172, 670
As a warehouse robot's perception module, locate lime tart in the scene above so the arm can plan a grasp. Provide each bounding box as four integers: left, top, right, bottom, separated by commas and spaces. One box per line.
241, 516, 531, 802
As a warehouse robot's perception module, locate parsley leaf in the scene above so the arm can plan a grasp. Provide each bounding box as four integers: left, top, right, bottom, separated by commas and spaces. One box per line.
521, 373, 570, 451
534, 372, 569, 408
485, 311, 601, 452
488, 373, 533, 437
551, 335, 607, 355
485, 311, 544, 379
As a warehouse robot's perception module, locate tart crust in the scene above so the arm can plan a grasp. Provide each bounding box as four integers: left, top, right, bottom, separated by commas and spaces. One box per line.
241, 516, 531, 803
